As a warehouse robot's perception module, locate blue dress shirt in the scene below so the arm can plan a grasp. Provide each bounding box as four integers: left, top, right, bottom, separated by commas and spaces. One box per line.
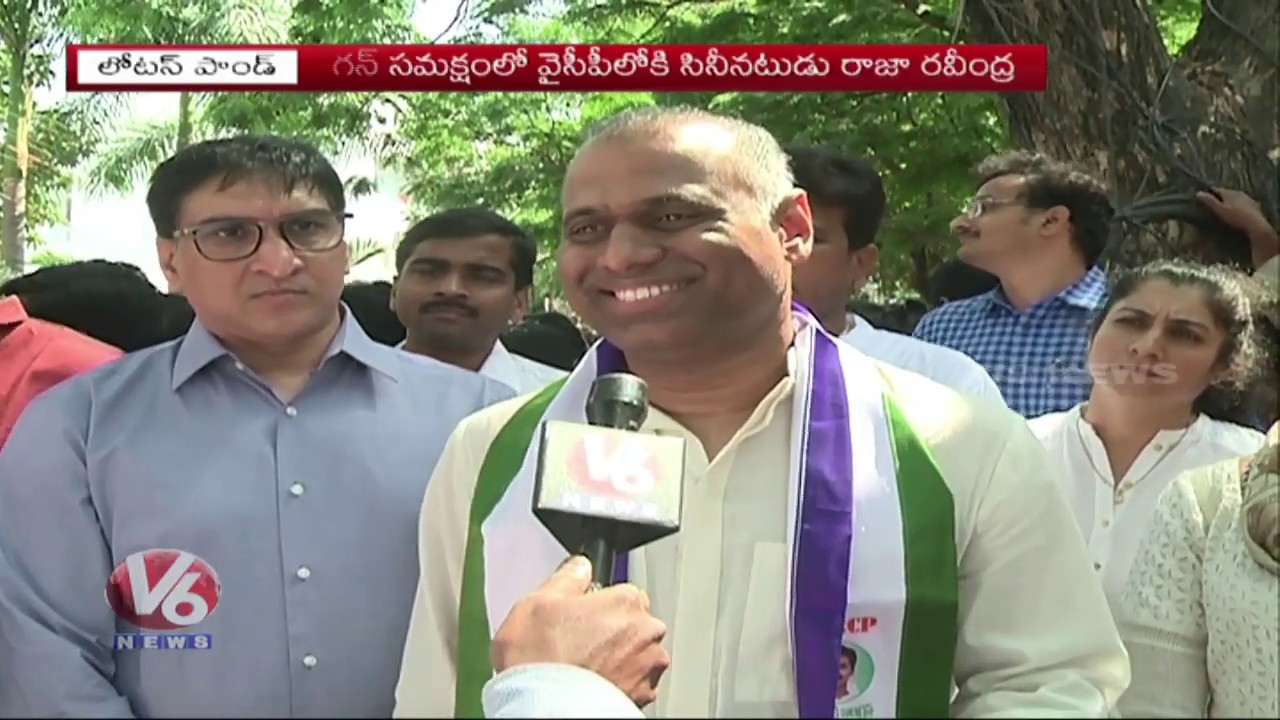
0, 310, 514, 717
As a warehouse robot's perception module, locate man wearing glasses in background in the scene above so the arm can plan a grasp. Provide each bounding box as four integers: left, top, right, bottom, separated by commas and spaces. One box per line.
0, 135, 513, 717
913, 151, 1113, 418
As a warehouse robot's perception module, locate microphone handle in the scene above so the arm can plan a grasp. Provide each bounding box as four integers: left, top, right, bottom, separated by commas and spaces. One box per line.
582, 534, 616, 587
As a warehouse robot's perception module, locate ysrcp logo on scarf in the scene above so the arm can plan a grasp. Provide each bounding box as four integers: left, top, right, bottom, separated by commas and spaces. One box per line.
836, 615, 877, 718
105, 549, 221, 651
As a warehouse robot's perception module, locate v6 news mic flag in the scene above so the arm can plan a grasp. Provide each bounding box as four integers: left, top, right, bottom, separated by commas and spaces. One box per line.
532, 374, 686, 585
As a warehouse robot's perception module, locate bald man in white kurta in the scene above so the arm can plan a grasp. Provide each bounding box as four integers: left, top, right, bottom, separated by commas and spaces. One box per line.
395, 360, 1129, 717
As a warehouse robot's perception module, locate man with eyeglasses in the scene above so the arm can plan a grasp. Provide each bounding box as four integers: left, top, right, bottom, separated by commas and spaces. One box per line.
913, 151, 1113, 418
0, 135, 514, 717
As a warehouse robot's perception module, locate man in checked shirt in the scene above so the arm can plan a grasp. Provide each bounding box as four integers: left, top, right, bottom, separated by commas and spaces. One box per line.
913, 151, 1112, 418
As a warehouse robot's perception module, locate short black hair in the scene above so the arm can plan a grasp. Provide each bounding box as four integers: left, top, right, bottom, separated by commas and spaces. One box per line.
501, 313, 588, 370
974, 151, 1112, 268
12, 290, 180, 354
0, 259, 155, 298
341, 280, 406, 346
928, 258, 999, 306
395, 207, 537, 290
146, 134, 345, 238
785, 145, 886, 251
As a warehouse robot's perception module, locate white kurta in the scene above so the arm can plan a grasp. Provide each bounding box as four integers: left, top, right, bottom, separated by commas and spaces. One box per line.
1029, 405, 1264, 607
394, 360, 1129, 718
839, 315, 1004, 404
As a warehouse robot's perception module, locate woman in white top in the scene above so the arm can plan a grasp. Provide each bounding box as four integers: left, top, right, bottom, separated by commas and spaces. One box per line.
1117, 427, 1278, 717
1029, 261, 1267, 609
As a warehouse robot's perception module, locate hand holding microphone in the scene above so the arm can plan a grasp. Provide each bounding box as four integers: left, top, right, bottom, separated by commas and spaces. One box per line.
490, 556, 671, 709
495, 372, 683, 716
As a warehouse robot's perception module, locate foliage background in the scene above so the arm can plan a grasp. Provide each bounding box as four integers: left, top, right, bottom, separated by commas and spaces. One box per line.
1, 0, 1265, 302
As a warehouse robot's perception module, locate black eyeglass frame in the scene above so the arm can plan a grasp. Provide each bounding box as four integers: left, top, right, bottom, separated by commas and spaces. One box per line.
172, 211, 354, 262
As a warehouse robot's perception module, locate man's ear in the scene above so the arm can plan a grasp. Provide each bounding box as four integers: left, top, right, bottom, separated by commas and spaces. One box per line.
778, 189, 814, 264
340, 239, 353, 275
156, 237, 182, 293
849, 244, 880, 295
512, 286, 531, 324
1039, 205, 1070, 236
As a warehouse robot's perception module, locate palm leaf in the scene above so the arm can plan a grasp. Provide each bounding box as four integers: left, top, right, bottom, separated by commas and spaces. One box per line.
348, 237, 387, 267
345, 175, 379, 199
83, 116, 183, 195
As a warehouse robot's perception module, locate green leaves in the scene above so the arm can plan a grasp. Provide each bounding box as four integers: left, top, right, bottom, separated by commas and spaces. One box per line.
63, 0, 420, 198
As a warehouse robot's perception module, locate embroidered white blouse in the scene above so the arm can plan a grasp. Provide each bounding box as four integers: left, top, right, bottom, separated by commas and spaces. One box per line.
1117, 454, 1279, 717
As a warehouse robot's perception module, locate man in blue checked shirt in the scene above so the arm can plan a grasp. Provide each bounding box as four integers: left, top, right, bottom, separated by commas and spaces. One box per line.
914, 151, 1112, 418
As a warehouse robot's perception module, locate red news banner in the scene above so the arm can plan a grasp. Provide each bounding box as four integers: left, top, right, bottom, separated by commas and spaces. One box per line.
66, 44, 1048, 93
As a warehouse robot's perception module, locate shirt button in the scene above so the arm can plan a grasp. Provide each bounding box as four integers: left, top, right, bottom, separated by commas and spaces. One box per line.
296, 566, 312, 580
1101, 519, 1111, 528
302, 654, 318, 668
285, 406, 298, 417
1154, 443, 1164, 451
1093, 562, 1102, 571
289, 483, 305, 497
235, 361, 246, 371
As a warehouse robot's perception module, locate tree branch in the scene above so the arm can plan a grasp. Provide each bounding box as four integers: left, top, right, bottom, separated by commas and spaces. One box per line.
432, 0, 470, 42
638, 0, 729, 41
890, 0, 959, 37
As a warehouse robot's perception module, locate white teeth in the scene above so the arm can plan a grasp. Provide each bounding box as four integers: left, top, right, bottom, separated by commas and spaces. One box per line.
615, 283, 681, 303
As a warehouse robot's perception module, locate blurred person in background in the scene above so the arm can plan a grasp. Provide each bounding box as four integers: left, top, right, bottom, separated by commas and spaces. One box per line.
342, 280, 406, 346
1029, 261, 1268, 611
500, 311, 589, 371
786, 144, 1003, 402
928, 258, 999, 307
0, 260, 184, 351
0, 289, 120, 450
391, 207, 565, 394
0, 134, 513, 717
914, 151, 1113, 418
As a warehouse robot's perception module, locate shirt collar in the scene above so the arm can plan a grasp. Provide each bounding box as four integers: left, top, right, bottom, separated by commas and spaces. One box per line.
396, 337, 516, 381
1058, 266, 1110, 310
0, 296, 28, 327
172, 303, 399, 390
478, 339, 517, 379
984, 265, 1109, 313
840, 313, 876, 341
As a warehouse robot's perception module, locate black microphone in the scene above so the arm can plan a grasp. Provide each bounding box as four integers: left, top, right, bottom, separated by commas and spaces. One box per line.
532, 373, 686, 587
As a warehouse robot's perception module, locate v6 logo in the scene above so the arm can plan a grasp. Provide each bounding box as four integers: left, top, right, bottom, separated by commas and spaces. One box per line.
105, 549, 222, 630
568, 433, 659, 497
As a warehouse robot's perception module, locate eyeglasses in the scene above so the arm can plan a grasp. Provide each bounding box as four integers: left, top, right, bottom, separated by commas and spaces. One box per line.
175, 210, 352, 262
961, 197, 1022, 219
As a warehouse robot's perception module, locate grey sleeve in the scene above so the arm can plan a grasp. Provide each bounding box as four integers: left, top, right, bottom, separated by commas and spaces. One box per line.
482, 664, 644, 718
0, 391, 134, 717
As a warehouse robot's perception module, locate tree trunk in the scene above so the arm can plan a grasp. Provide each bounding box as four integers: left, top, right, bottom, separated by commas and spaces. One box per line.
959, 0, 1278, 269
2, 44, 31, 276
177, 91, 194, 151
